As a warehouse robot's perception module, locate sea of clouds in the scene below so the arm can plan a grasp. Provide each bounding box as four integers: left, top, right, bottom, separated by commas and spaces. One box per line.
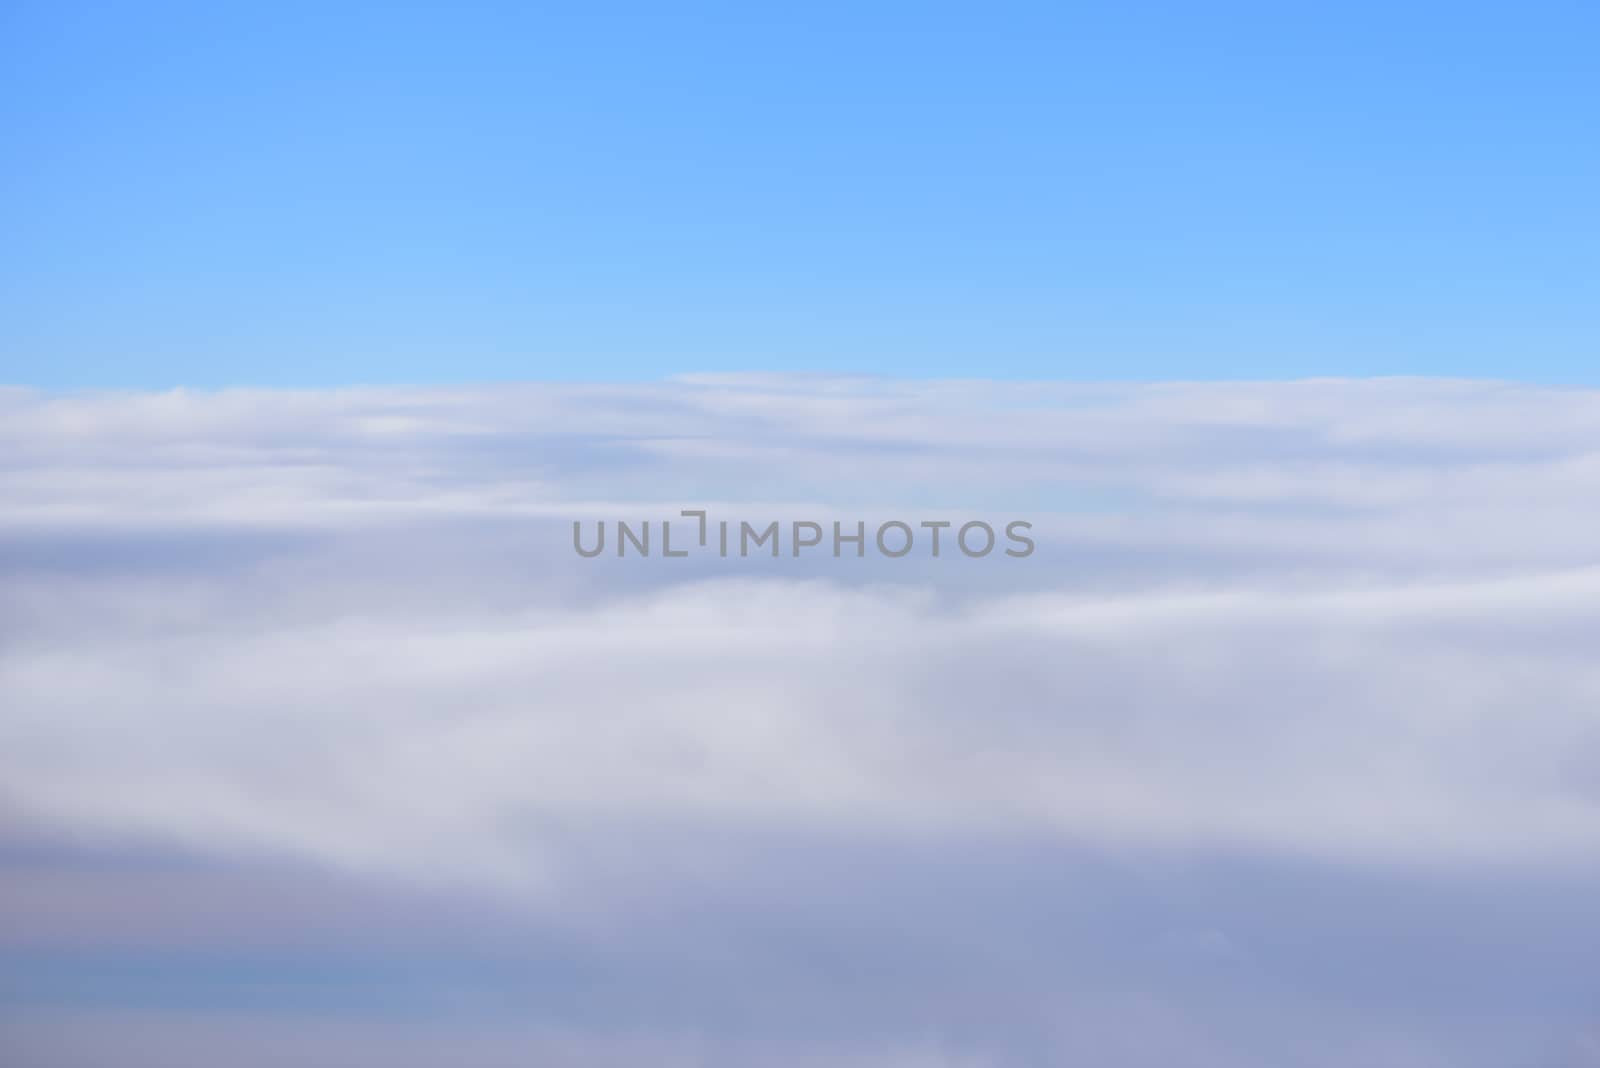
1, 376, 1598, 1067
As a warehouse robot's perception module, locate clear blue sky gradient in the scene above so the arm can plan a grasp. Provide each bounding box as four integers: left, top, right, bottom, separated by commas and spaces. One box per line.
3, 1, 1597, 387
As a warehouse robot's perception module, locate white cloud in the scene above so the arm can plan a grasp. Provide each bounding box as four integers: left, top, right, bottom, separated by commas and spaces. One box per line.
2, 377, 1598, 1065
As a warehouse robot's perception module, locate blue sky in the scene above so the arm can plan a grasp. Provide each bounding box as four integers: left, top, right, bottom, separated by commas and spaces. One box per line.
3, 1, 1597, 387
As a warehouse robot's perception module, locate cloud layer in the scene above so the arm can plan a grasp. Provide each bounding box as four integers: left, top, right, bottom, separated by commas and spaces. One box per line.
2, 377, 1599, 1066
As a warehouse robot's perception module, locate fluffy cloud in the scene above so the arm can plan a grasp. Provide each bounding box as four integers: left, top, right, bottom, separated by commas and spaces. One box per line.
2, 377, 1598, 1066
